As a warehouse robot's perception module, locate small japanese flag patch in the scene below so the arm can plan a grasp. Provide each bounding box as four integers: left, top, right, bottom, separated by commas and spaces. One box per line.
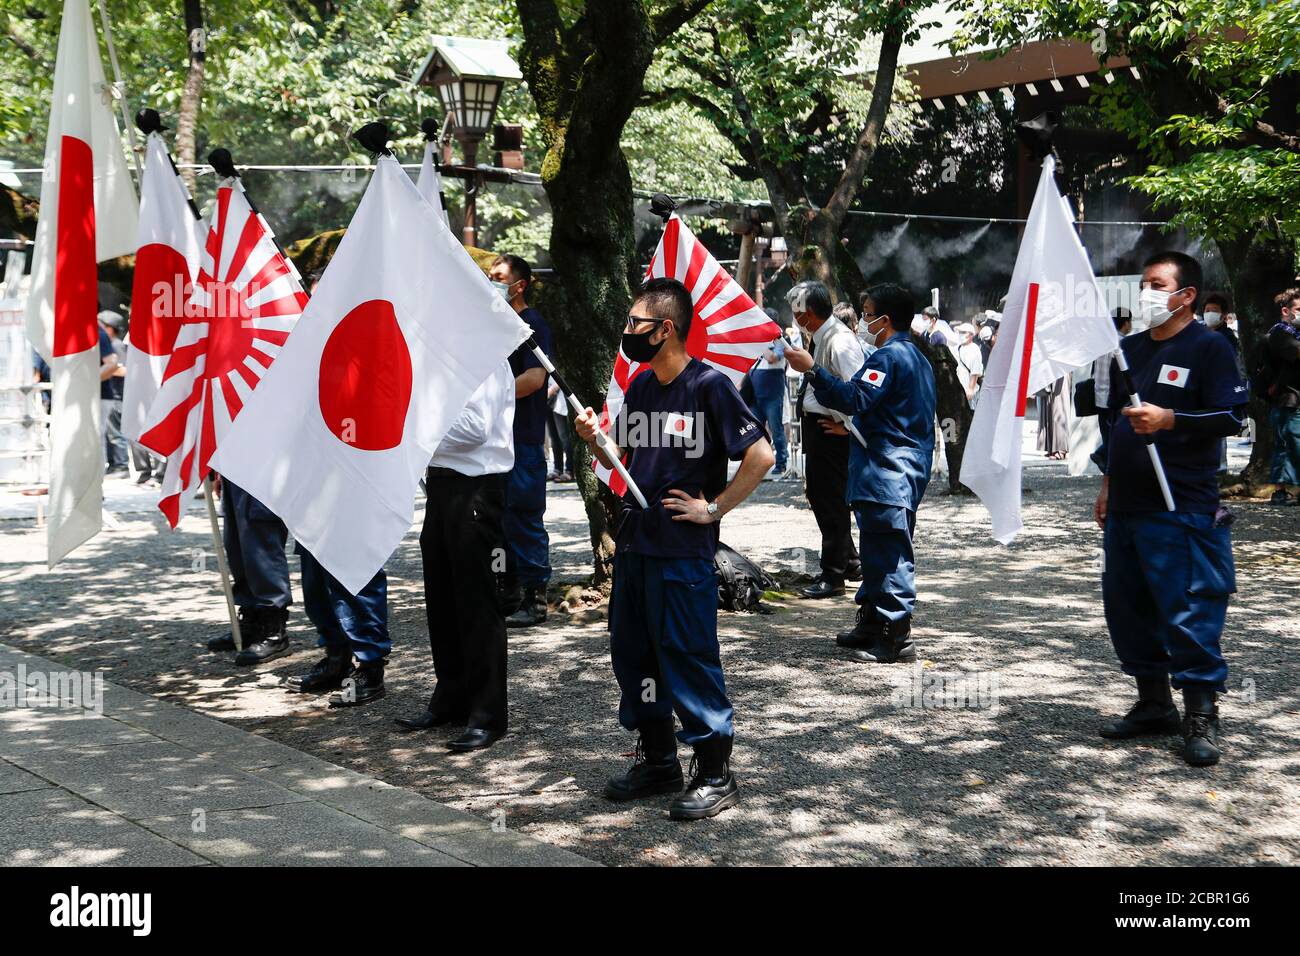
1159, 364, 1190, 388
863, 368, 887, 387
662, 412, 694, 438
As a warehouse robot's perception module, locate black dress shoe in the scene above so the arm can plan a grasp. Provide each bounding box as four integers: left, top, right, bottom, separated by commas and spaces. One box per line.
328, 661, 386, 707
286, 650, 352, 693
799, 578, 845, 599
394, 708, 467, 732
447, 727, 503, 751
845, 564, 863, 582
1099, 676, 1180, 739
669, 737, 739, 821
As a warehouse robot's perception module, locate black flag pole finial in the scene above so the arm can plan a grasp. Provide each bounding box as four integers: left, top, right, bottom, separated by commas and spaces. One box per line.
649, 192, 678, 222
135, 108, 164, 135
208, 148, 238, 179
352, 122, 394, 157
420, 117, 439, 143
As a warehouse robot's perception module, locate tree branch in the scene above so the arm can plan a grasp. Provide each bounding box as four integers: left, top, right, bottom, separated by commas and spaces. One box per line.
823, 12, 904, 223
652, 0, 714, 44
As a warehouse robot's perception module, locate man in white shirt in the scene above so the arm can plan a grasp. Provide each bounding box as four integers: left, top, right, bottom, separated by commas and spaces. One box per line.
785, 281, 866, 598
954, 323, 984, 405
395, 359, 516, 752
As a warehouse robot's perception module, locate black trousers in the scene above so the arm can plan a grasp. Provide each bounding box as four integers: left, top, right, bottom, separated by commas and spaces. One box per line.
420, 468, 509, 734
801, 413, 856, 581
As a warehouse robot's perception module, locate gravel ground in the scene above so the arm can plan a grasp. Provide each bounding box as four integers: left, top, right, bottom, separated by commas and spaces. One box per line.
2, 465, 1298, 866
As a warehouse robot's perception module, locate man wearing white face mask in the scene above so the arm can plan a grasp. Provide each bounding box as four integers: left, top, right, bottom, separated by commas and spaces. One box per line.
1095, 251, 1247, 768
488, 254, 555, 628
783, 281, 866, 598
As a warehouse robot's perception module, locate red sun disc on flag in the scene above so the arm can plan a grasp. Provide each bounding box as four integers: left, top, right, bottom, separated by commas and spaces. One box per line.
318, 299, 412, 451
1167, 370, 1177, 381
129, 243, 190, 357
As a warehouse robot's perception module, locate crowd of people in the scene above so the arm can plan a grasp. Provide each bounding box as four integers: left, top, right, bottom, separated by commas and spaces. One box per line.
34, 244, 1300, 821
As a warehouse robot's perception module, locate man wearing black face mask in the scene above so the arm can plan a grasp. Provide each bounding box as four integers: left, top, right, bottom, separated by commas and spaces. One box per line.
575, 277, 774, 821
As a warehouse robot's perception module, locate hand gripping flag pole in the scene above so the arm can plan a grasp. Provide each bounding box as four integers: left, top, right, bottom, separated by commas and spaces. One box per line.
1112, 349, 1176, 512
524, 338, 650, 510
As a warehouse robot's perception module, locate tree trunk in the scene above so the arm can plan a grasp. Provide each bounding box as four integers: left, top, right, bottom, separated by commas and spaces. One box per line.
1217, 227, 1295, 489
175, 0, 205, 191
517, 0, 709, 583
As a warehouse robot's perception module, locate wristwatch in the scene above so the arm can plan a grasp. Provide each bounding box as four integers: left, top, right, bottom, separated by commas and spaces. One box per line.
706, 501, 720, 520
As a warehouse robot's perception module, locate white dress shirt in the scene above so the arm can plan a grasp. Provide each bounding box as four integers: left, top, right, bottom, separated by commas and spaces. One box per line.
801, 316, 866, 423
429, 360, 515, 476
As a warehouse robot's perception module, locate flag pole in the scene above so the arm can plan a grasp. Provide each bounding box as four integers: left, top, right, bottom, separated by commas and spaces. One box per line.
95, 0, 143, 181
203, 476, 243, 652
1112, 350, 1176, 511
524, 337, 650, 510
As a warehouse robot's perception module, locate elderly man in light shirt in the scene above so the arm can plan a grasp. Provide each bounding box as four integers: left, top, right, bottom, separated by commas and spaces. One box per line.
783, 280, 866, 599
396, 359, 516, 752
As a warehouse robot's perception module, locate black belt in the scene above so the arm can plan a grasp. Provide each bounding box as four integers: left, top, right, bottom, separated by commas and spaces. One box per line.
425, 466, 506, 482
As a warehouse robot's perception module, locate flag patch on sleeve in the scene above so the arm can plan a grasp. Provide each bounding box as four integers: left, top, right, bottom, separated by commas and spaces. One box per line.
1159, 364, 1189, 388
863, 369, 887, 387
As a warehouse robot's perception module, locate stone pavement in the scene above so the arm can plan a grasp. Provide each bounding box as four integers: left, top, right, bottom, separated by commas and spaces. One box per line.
0, 642, 594, 867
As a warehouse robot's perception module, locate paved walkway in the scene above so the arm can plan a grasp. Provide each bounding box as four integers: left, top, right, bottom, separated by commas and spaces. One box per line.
0, 642, 594, 867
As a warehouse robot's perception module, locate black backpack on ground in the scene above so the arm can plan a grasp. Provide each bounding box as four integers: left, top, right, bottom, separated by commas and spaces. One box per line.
715, 542, 775, 614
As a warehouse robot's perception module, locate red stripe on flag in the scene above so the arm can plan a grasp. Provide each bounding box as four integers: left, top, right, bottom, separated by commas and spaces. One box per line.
683, 238, 708, 294
692, 269, 731, 316
1015, 282, 1040, 418
704, 350, 761, 374
662, 218, 680, 281
51, 136, 97, 357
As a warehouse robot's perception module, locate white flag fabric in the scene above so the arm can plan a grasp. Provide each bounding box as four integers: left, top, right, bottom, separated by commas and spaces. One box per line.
24, 0, 139, 567
594, 213, 781, 495
415, 142, 449, 226
210, 155, 531, 593
121, 130, 205, 441
960, 155, 1119, 543
138, 177, 306, 527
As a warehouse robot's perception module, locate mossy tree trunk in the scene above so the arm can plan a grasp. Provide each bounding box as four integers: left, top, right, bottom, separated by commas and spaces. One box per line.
516, 0, 711, 584
1218, 227, 1297, 489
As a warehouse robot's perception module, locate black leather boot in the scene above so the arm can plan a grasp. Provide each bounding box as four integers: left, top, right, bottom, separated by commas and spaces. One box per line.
285, 648, 352, 693
1099, 676, 1181, 739
604, 720, 683, 801
669, 736, 739, 820
233, 607, 290, 666
1181, 687, 1222, 767
836, 605, 882, 648
847, 615, 916, 663
329, 660, 386, 707
208, 607, 257, 652
505, 587, 547, 628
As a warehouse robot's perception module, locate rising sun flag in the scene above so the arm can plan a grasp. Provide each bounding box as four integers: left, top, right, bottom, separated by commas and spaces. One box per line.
138, 164, 307, 526
594, 212, 782, 494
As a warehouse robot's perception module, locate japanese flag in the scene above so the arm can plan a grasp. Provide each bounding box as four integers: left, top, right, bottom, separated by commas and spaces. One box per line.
210, 156, 530, 593
863, 369, 887, 387
121, 129, 205, 441
960, 155, 1119, 543
24, 0, 139, 567
1159, 364, 1189, 388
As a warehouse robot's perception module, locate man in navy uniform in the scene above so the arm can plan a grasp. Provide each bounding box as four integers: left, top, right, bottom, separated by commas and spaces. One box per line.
787, 283, 936, 663
489, 254, 554, 628
285, 552, 389, 707
1095, 251, 1246, 767
575, 277, 774, 821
